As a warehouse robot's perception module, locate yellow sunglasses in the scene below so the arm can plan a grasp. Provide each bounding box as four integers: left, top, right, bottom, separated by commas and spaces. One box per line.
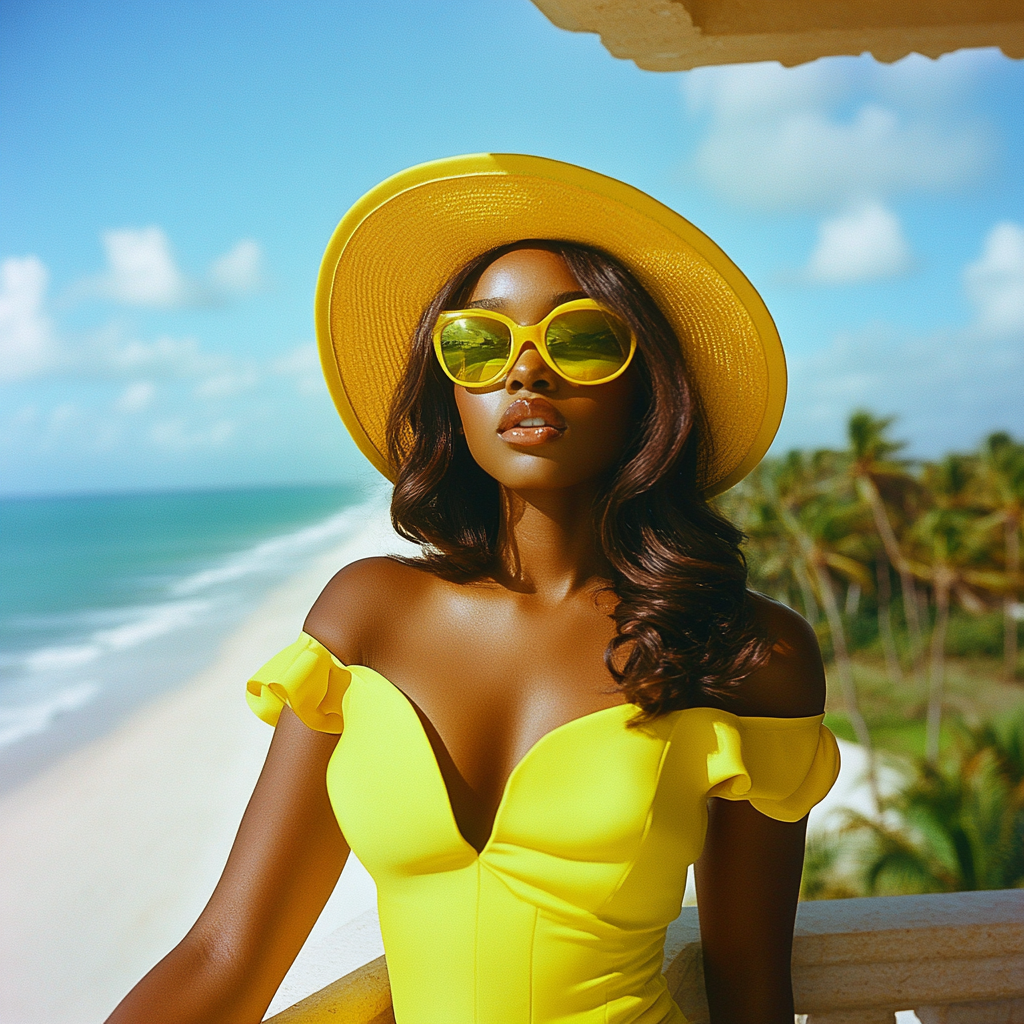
432, 298, 636, 388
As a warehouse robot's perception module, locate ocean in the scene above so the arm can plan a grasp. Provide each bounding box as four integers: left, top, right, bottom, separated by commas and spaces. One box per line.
0, 482, 382, 793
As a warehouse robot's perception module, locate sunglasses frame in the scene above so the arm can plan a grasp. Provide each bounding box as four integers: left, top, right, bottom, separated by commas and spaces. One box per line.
432, 297, 637, 389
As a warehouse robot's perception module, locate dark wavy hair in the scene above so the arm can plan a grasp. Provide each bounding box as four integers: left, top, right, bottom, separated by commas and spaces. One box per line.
386, 240, 770, 718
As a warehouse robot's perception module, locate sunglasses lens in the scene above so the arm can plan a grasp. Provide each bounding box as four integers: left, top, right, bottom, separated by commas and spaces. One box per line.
439, 317, 513, 384
545, 309, 631, 382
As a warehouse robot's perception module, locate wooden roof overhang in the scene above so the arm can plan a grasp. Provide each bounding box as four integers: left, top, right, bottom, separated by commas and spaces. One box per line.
532, 0, 1023, 70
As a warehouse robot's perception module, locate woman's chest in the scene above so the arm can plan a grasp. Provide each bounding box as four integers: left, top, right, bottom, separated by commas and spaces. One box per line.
360, 588, 627, 852
325, 671, 708, 920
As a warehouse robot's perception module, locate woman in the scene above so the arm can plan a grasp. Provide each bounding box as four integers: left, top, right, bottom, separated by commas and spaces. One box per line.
107, 155, 838, 1024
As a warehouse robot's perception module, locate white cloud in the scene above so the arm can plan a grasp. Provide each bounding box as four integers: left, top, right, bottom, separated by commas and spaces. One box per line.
805, 202, 913, 284
272, 342, 323, 395
0, 256, 55, 382
963, 222, 1024, 335
0, 400, 88, 455
776, 222, 1024, 455
106, 333, 221, 377
115, 381, 156, 413
0, 272, 272, 395
97, 227, 192, 307
150, 417, 236, 450
210, 239, 264, 294
871, 49, 1000, 111
684, 58, 841, 121
194, 368, 258, 399
778, 324, 1022, 456
272, 343, 319, 376
683, 56, 992, 211
75, 228, 265, 308
0, 254, 233, 384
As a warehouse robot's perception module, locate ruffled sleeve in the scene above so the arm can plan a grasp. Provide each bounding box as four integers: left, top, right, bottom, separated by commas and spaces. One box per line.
245, 631, 352, 733
704, 713, 840, 822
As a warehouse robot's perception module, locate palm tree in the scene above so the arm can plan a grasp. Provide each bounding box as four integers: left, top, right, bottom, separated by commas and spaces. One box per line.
907, 456, 1008, 763
725, 451, 881, 808
874, 557, 903, 687
980, 432, 1024, 681
800, 832, 862, 901
847, 411, 923, 684
770, 450, 881, 811
843, 715, 1024, 894
720, 464, 818, 622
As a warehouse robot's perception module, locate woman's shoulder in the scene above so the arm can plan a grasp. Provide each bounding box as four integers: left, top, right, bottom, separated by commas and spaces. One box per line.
721, 593, 826, 719
302, 556, 440, 665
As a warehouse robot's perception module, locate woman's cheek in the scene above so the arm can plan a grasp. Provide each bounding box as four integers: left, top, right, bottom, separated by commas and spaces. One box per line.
454, 390, 506, 473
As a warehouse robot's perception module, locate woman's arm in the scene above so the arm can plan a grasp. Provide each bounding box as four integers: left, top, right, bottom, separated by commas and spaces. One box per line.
695, 801, 807, 1022
105, 707, 348, 1024
106, 559, 391, 1023
694, 595, 826, 1023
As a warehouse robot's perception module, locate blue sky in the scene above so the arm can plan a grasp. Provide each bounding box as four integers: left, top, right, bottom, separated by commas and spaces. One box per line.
2, 0, 1022, 496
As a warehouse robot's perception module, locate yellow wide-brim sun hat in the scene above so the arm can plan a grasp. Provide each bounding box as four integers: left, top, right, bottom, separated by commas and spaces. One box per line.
315, 153, 786, 497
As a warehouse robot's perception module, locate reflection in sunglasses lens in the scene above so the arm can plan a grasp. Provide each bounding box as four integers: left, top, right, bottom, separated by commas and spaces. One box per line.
440, 317, 513, 383
546, 310, 630, 381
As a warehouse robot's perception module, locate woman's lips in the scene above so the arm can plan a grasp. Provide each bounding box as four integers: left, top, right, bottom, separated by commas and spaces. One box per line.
497, 397, 567, 446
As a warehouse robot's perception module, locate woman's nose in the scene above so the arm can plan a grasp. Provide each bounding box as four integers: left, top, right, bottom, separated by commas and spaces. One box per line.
506, 344, 558, 394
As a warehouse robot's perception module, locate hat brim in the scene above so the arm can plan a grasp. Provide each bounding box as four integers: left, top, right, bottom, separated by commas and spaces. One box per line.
316, 153, 785, 497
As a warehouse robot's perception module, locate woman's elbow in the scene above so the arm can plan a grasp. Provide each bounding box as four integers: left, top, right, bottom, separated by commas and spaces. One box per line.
105, 926, 265, 1024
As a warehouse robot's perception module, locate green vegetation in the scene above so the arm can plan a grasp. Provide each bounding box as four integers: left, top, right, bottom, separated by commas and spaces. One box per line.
715, 413, 1024, 898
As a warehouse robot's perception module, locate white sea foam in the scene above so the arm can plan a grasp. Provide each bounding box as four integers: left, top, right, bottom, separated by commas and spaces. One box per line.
171, 502, 377, 597
3, 492, 389, 754
92, 599, 211, 651
23, 644, 103, 673
0, 681, 100, 748
22, 599, 211, 675
18, 499, 382, 680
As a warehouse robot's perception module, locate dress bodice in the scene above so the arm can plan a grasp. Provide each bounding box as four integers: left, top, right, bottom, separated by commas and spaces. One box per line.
248, 632, 840, 1024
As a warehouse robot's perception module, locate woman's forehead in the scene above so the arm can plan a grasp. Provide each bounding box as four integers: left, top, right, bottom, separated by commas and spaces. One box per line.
467, 247, 583, 308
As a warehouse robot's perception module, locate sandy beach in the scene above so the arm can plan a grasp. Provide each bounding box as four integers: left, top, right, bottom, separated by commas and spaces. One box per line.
0, 512, 410, 1024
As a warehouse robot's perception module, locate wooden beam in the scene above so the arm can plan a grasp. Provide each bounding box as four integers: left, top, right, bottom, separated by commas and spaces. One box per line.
532, 0, 1023, 70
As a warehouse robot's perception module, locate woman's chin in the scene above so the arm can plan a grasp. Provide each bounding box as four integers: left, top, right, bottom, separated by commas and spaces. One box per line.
471, 448, 611, 492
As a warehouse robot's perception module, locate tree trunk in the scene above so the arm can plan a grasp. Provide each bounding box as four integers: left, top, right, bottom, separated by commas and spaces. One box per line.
857, 475, 925, 684
876, 558, 904, 685
793, 558, 819, 625
814, 560, 880, 813
925, 575, 951, 764
1005, 513, 1020, 682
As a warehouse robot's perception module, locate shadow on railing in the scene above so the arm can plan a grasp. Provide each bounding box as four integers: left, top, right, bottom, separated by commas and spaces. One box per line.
267, 889, 1024, 1024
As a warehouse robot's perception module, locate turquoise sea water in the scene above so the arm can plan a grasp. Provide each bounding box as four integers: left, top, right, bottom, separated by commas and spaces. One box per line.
0, 483, 374, 791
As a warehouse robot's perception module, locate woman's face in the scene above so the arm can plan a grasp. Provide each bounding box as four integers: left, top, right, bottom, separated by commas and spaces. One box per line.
452, 247, 637, 492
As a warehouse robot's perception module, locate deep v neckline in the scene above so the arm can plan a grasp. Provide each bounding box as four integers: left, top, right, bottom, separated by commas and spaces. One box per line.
351, 665, 636, 857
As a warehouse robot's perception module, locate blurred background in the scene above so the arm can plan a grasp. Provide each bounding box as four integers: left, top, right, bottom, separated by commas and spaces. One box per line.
1, 2, 1022, 1021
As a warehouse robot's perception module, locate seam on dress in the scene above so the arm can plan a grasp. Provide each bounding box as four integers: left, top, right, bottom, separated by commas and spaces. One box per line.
474, 858, 481, 1024
528, 905, 538, 1024
594, 731, 675, 916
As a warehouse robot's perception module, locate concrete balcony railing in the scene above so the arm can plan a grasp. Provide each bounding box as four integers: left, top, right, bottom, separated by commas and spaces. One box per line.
267, 889, 1024, 1024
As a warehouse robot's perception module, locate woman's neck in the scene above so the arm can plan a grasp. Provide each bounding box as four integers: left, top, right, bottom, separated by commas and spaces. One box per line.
495, 483, 609, 600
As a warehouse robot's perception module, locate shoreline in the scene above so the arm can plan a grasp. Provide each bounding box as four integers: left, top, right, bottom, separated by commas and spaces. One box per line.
0, 511, 409, 1024
0, 482, 375, 798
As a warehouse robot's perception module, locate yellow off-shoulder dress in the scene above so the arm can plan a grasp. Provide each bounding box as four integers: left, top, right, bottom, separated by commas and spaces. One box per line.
248, 632, 840, 1024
